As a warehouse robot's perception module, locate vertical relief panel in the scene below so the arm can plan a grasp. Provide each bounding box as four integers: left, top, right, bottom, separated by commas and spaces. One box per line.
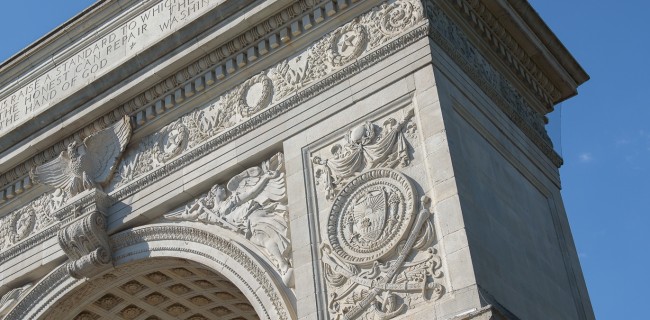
306, 104, 447, 320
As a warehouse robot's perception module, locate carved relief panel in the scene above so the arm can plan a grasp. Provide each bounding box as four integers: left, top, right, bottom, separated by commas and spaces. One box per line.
161, 152, 293, 287
308, 107, 445, 320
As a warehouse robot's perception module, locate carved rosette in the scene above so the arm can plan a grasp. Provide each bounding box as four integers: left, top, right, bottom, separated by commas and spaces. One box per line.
321, 169, 444, 320
57, 191, 112, 279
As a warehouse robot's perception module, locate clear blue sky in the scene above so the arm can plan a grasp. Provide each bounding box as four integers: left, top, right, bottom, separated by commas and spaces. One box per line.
0, 1, 647, 319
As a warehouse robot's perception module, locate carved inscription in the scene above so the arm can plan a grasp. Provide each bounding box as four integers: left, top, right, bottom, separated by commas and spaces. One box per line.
111, 0, 425, 189
0, 0, 217, 135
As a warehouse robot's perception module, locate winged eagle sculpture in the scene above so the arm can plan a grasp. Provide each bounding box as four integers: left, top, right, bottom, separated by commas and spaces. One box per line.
30, 116, 132, 196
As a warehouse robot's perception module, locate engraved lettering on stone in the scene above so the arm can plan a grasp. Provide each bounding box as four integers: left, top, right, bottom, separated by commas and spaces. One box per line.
0, 0, 221, 135
31, 116, 132, 196
321, 169, 444, 320
164, 153, 293, 285
313, 109, 416, 200
111, 0, 424, 189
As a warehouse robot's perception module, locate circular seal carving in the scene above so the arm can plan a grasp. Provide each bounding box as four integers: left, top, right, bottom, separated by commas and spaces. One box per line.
327, 168, 416, 265
239, 73, 273, 117
11, 209, 36, 242
157, 121, 188, 163
330, 22, 367, 67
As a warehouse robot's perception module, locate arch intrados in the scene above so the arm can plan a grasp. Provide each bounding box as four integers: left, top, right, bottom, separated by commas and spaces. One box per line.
6, 224, 294, 320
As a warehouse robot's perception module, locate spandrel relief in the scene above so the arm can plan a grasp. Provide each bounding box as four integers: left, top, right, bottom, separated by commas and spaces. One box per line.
311, 108, 445, 320
162, 153, 293, 286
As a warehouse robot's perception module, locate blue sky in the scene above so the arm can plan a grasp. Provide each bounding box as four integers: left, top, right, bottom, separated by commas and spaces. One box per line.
0, 1, 647, 319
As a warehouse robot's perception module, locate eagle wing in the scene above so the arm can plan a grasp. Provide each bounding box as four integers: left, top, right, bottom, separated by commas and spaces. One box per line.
83, 116, 132, 185
31, 151, 73, 190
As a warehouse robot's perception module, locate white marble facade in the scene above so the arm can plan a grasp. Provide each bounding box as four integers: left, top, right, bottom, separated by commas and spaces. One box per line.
0, 0, 593, 319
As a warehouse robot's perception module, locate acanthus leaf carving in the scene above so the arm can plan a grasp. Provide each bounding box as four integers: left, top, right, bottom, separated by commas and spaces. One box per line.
321, 169, 444, 320
313, 109, 416, 200
57, 190, 112, 279
162, 152, 293, 286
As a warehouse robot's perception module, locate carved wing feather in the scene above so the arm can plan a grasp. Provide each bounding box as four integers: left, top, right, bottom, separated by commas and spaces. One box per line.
31, 151, 73, 190
83, 116, 132, 185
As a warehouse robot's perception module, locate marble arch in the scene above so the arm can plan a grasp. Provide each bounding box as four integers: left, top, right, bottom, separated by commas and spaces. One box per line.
7, 223, 294, 320
0, 0, 594, 319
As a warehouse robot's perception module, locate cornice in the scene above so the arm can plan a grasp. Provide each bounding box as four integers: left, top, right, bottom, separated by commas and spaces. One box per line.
449, 0, 588, 108
0, 0, 428, 263
0, 0, 351, 208
424, 0, 563, 166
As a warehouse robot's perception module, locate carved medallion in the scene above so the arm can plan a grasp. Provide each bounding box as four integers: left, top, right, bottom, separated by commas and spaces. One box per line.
239, 73, 274, 117
330, 22, 367, 67
157, 121, 188, 163
11, 209, 36, 242
329, 169, 416, 265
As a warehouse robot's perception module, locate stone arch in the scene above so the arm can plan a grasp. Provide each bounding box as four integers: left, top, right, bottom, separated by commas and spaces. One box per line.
5, 223, 295, 320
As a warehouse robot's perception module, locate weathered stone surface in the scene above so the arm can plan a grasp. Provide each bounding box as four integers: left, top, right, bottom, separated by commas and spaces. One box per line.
0, 0, 593, 319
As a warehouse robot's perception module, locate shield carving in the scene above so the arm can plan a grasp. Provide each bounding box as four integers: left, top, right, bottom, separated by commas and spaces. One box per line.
353, 189, 388, 241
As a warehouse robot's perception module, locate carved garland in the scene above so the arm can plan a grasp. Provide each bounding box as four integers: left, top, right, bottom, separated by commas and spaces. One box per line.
0, 0, 337, 201
0, 0, 429, 259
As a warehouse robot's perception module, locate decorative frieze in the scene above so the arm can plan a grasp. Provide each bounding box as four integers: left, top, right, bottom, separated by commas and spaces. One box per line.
0, 0, 428, 263
111, 0, 426, 189
162, 152, 293, 285
424, 0, 562, 166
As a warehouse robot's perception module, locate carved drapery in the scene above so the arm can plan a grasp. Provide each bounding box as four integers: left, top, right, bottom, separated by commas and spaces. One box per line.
311, 105, 445, 319
163, 153, 292, 285
312, 109, 417, 200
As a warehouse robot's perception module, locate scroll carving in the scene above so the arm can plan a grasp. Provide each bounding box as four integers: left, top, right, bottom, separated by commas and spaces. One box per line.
31, 116, 132, 196
320, 169, 444, 320
313, 109, 416, 200
163, 153, 293, 285
57, 191, 112, 279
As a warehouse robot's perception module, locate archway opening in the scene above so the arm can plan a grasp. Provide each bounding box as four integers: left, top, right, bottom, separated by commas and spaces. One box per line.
44, 258, 260, 320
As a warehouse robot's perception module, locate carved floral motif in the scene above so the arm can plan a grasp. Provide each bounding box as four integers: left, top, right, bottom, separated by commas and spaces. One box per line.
112, 0, 425, 189
321, 169, 444, 320
163, 153, 292, 285
0, 190, 66, 253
